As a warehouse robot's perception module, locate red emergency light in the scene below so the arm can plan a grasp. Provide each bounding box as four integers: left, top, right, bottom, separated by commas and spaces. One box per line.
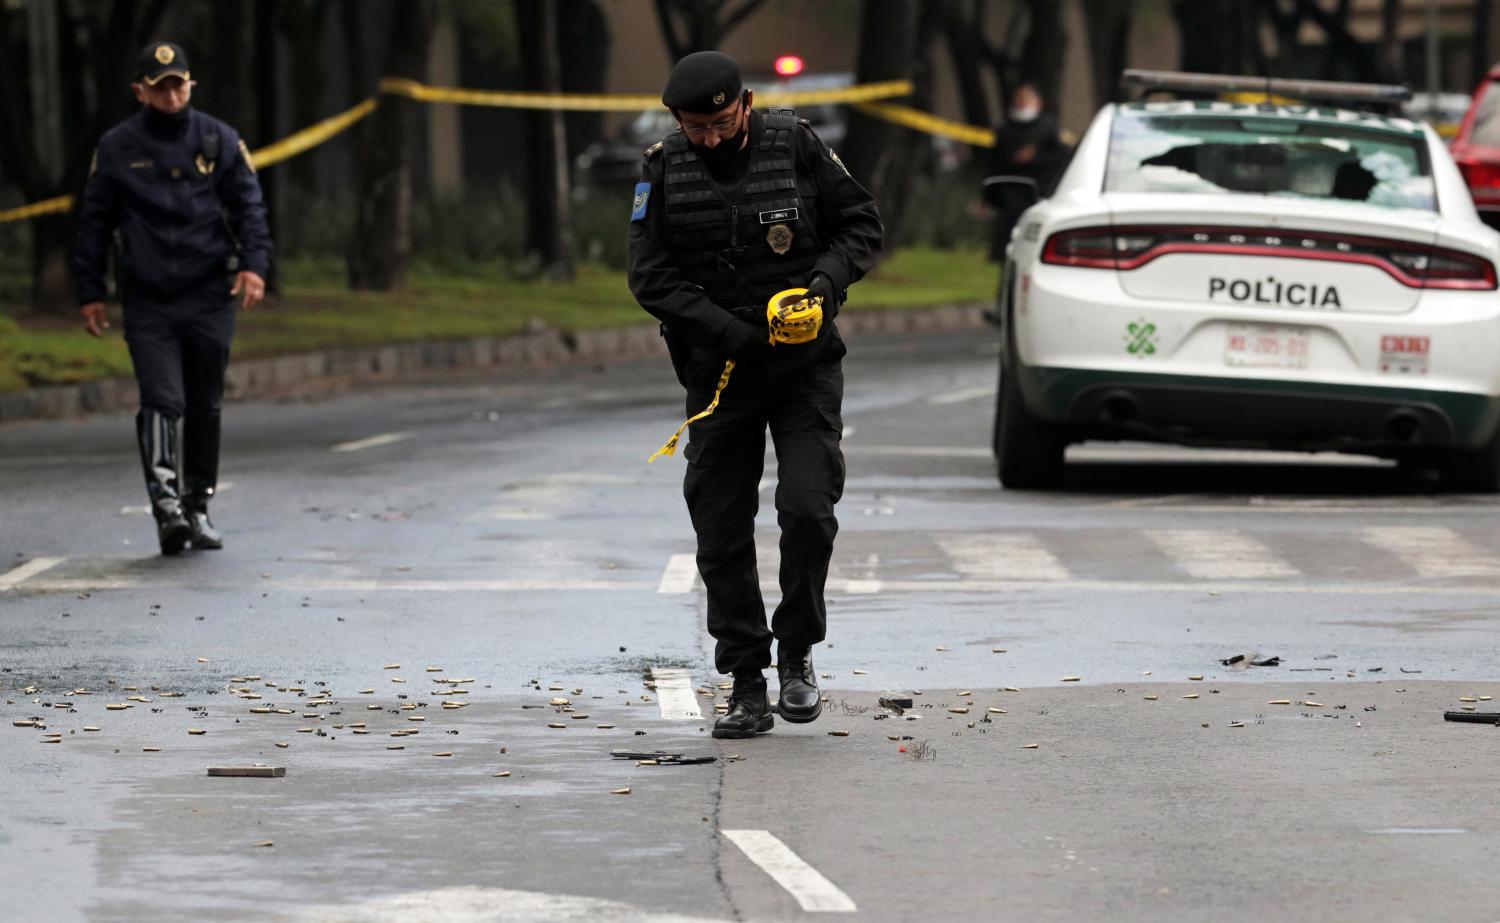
774, 55, 804, 77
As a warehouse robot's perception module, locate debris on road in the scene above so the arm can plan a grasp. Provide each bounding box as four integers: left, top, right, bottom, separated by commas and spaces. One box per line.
1444, 711, 1500, 725
1220, 654, 1282, 668
208, 766, 286, 777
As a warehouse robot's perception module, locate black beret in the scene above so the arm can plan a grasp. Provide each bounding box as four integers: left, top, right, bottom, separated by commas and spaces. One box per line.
662, 51, 742, 114
136, 42, 190, 85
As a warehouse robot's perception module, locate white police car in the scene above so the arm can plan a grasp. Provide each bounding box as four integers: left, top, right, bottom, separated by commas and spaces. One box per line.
989, 70, 1500, 490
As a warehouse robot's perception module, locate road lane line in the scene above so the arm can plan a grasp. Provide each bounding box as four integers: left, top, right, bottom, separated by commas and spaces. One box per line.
938, 533, 1070, 581
658, 554, 698, 594
649, 667, 703, 720
331, 431, 412, 453
1366, 828, 1467, 835
722, 829, 856, 913
1360, 527, 1500, 577
842, 444, 989, 458
1146, 529, 1300, 580
927, 385, 996, 406
0, 557, 65, 591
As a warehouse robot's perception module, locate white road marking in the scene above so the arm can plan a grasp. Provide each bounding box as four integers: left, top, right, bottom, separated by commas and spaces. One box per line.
649, 667, 703, 720
938, 533, 1070, 581
722, 829, 857, 913
1068, 445, 1389, 466
927, 385, 996, 406
841, 445, 989, 458
1145, 529, 1300, 580
1360, 527, 1500, 578
294, 885, 725, 922
0, 557, 65, 591
1366, 828, 1468, 835
658, 554, 699, 594
331, 431, 412, 453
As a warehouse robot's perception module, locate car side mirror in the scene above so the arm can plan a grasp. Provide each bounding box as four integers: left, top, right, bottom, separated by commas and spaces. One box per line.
982, 175, 1041, 210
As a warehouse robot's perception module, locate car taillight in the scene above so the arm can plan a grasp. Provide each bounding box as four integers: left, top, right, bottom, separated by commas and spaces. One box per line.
1041, 227, 1155, 268
1458, 160, 1500, 190
1041, 224, 1496, 290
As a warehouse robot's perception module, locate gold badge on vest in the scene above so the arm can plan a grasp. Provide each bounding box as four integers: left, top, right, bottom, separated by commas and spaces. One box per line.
767, 223, 794, 255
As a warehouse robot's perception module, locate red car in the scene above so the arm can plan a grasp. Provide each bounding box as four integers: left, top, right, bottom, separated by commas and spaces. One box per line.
1451, 64, 1500, 230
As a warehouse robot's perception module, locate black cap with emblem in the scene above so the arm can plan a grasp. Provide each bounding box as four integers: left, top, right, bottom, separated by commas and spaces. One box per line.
662, 51, 742, 114
136, 42, 190, 85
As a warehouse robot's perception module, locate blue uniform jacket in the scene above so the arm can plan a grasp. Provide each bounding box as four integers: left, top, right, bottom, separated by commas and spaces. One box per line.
74, 108, 271, 305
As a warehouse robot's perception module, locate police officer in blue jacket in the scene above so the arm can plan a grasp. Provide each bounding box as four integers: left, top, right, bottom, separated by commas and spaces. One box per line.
74, 42, 271, 555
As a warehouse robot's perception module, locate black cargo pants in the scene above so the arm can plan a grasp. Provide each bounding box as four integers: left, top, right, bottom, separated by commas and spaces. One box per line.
682, 360, 845, 677
123, 278, 236, 422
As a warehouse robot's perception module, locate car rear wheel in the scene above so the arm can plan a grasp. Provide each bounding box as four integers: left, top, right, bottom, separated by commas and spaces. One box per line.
1440, 425, 1500, 493
994, 358, 1066, 488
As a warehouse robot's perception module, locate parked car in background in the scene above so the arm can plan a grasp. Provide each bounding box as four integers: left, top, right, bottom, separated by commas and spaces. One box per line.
1449, 66, 1500, 231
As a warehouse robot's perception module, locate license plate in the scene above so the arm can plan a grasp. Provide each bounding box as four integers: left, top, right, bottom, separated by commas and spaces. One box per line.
1224, 323, 1310, 369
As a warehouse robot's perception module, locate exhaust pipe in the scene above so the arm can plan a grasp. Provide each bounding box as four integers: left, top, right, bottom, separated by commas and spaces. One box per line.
1099, 390, 1141, 426
1384, 409, 1423, 445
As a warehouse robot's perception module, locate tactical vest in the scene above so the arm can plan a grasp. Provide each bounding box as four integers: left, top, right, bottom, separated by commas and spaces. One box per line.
660, 109, 824, 313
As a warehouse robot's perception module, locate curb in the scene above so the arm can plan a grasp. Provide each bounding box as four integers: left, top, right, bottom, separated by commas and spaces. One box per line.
0, 302, 988, 425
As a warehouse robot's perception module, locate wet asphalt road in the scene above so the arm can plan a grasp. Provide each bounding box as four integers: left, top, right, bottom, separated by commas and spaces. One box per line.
5, 329, 1500, 921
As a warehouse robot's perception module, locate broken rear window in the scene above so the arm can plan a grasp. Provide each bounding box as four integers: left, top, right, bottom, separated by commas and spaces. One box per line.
1106, 111, 1436, 211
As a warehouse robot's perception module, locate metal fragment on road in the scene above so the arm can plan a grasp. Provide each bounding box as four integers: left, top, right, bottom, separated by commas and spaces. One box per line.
1061, 676, 1081, 682
1003, 686, 1020, 692
852, 669, 868, 675
1188, 675, 1204, 681
383, 664, 400, 670
1182, 694, 1199, 699
1143, 695, 1159, 701
433, 751, 453, 757
1269, 700, 1291, 705
142, 747, 161, 752
596, 724, 615, 729
83, 726, 99, 732
987, 708, 1006, 714
105, 704, 130, 711
1021, 743, 1039, 749
387, 745, 405, 750
948, 707, 969, 714
493, 771, 511, 777
1303, 701, 1325, 708
275, 742, 289, 749
611, 788, 631, 795
187, 729, 206, 736
547, 723, 567, 729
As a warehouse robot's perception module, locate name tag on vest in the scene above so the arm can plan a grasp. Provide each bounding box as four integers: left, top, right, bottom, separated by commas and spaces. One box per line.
758, 208, 798, 224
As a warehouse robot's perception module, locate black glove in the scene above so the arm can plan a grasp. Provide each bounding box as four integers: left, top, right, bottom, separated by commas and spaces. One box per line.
805, 272, 839, 318
717, 317, 771, 361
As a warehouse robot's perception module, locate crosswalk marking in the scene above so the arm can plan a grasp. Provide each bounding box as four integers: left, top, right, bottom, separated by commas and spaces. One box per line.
936, 533, 1070, 581
649, 667, 703, 721
1144, 529, 1300, 580
1359, 527, 1500, 578
0, 557, 65, 591
331, 431, 411, 453
658, 554, 698, 594
722, 829, 857, 913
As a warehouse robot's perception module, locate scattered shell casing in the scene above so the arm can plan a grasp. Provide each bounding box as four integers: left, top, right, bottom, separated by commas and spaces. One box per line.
987, 708, 1006, 714
1061, 676, 1081, 682
948, 707, 969, 714
547, 723, 567, 729
1021, 743, 1039, 749
142, 746, 161, 752
828, 730, 850, 737
1003, 686, 1021, 693
433, 752, 453, 757
275, 742, 289, 749
1268, 700, 1291, 705
1188, 675, 1204, 681
494, 771, 511, 777
1182, 694, 1200, 699
596, 724, 615, 729
1143, 695, 1159, 701
611, 788, 631, 795
187, 729, 206, 736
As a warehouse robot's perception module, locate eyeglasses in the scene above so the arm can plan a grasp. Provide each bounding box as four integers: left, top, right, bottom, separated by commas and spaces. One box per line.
680, 101, 742, 139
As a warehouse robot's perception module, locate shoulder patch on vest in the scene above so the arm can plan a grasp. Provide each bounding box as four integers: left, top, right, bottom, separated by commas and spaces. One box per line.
631, 182, 651, 222
830, 149, 851, 177
238, 138, 256, 174
644, 140, 664, 158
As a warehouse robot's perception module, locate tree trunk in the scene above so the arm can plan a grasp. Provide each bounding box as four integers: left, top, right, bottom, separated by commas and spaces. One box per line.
559, 0, 608, 164
842, 0, 937, 247
1474, 0, 1492, 89
944, 0, 991, 128
1172, 0, 1261, 76
1019, 0, 1065, 112
254, 0, 281, 292
1081, 0, 1132, 111
348, 0, 434, 291
516, 0, 575, 280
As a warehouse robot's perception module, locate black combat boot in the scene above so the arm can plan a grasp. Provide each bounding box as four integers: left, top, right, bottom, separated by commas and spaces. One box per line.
776, 647, 822, 723
712, 673, 774, 739
183, 414, 223, 550
136, 410, 190, 556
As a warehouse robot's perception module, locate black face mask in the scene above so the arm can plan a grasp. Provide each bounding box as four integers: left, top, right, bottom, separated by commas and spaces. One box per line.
694, 103, 748, 170
143, 104, 191, 135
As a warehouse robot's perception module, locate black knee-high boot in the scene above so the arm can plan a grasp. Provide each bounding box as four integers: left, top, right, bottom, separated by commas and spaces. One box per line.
136, 410, 190, 555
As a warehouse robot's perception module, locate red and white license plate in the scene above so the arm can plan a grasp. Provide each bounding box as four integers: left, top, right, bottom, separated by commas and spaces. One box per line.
1224, 323, 1310, 369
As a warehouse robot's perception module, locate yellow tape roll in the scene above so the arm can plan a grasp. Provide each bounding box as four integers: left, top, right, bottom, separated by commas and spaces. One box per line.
766, 288, 823, 346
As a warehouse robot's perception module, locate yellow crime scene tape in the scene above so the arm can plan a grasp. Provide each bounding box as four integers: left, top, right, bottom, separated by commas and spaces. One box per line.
648, 288, 824, 462
0, 77, 1004, 225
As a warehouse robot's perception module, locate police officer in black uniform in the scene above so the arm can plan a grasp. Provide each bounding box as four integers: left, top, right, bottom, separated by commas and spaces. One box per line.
628, 52, 883, 739
74, 42, 271, 555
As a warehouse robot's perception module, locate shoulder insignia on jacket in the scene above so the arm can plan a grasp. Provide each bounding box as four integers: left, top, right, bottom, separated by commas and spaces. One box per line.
238, 138, 256, 174
643, 140, 664, 158
830, 149, 851, 177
